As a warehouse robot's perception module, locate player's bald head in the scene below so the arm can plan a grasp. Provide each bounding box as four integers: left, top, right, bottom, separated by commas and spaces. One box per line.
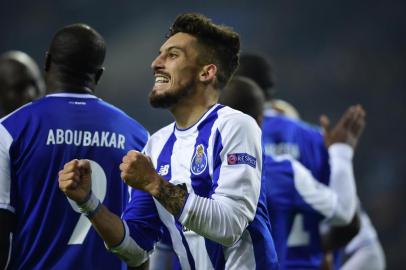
235, 53, 275, 100
47, 23, 106, 75
219, 76, 265, 125
0, 51, 43, 84
0, 51, 44, 115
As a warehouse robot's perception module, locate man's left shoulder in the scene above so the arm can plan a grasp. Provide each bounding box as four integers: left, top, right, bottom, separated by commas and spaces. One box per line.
217, 106, 258, 129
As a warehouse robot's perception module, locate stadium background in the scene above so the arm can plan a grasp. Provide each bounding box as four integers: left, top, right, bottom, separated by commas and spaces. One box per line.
1, 0, 404, 268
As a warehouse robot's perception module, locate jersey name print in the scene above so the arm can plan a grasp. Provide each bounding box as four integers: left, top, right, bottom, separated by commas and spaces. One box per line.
45, 128, 126, 149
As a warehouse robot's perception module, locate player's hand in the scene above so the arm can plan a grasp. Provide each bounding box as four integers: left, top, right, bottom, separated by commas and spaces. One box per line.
119, 151, 160, 195
58, 159, 92, 203
320, 104, 366, 149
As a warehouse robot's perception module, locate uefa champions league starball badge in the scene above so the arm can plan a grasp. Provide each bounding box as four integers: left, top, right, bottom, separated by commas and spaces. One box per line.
190, 144, 208, 175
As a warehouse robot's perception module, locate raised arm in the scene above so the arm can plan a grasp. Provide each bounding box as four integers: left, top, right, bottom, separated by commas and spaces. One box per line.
320, 104, 365, 224
284, 105, 365, 225
58, 160, 154, 268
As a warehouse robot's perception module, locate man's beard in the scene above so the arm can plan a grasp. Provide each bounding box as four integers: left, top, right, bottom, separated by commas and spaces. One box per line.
149, 84, 194, 108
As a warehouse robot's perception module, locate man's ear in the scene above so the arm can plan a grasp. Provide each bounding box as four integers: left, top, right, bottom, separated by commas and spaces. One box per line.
199, 64, 217, 84
95, 67, 105, 85
44, 52, 51, 72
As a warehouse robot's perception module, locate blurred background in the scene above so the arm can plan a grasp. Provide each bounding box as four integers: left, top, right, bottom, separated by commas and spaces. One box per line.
1, 0, 404, 268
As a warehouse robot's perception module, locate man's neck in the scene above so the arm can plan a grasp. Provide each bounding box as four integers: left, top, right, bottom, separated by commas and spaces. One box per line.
171, 87, 218, 129
46, 79, 94, 95
45, 71, 95, 95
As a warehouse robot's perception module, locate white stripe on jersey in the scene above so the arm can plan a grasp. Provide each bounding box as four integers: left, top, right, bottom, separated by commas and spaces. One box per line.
171, 128, 198, 188
184, 230, 214, 270
0, 102, 33, 122
0, 124, 14, 212
154, 198, 193, 270
45, 93, 99, 99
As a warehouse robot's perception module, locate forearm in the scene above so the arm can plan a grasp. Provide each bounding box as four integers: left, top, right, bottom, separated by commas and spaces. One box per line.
328, 143, 357, 225
321, 213, 360, 251
84, 198, 149, 267
151, 178, 188, 217
0, 209, 14, 269
89, 204, 125, 247
0, 236, 10, 270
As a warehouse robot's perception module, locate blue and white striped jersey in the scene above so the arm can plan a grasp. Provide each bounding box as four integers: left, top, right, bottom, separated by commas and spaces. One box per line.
119, 104, 278, 269
0, 93, 148, 270
261, 108, 356, 269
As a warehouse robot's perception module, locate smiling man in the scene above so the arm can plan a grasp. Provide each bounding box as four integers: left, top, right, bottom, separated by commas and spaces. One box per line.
59, 13, 278, 269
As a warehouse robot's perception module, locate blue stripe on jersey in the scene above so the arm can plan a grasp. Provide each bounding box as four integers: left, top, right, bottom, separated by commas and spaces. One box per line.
247, 202, 279, 269
204, 238, 225, 270
155, 129, 197, 269
156, 129, 177, 181
190, 105, 223, 197
209, 130, 223, 198
176, 223, 196, 270
123, 188, 163, 252
247, 224, 279, 270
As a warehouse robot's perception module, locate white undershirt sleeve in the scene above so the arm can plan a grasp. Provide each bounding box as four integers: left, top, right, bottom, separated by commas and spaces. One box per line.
290, 143, 357, 225
327, 143, 357, 225
107, 220, 149, 267
0, 124, 14, 212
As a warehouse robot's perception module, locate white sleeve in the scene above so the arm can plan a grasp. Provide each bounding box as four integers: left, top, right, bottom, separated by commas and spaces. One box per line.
327, 143, 357, 225
290, 143, 356, 225
179, 114, 262, 247
0, 124, 14, 212
107, 220, 149, 267
291, 159, 338, 218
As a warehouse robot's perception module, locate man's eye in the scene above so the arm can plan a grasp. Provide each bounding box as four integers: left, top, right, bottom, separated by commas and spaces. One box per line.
169, 53, 178, 59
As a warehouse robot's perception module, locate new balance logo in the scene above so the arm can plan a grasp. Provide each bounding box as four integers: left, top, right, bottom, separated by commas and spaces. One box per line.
158, 164, 170, 176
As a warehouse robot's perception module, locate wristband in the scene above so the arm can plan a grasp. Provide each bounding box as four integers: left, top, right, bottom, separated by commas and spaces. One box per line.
77, 192, 101, 218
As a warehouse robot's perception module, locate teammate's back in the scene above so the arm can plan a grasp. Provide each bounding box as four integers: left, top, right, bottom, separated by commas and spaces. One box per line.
2, 94, 147, 269
262, 111, 330, 185
0, 24, 148, 270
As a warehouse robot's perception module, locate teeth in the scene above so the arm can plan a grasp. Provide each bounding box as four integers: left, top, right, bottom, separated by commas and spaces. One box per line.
155, 75, 169, 83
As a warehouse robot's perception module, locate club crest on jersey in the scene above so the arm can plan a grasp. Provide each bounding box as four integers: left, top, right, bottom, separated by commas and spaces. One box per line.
190, 144, 208, 175
227, 153, 256, 168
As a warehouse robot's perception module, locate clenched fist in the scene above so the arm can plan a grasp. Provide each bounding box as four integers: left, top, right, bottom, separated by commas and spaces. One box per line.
119, 150, 160, 195
58, 159, 92, 203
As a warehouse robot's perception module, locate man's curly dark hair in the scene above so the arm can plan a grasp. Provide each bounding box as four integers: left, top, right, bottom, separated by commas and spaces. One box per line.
168, 13, 240, 90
